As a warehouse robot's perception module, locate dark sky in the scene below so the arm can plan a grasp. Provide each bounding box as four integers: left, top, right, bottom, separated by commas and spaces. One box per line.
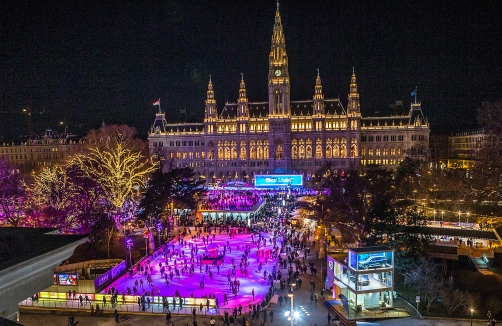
1, 0, 501, 139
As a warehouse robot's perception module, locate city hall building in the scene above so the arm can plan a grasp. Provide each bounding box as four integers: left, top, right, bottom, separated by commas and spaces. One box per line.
148, 4, 429, 186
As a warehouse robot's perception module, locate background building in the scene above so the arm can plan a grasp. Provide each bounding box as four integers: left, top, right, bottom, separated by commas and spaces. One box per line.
148, 5, 429, 186
0, 129, 82, 172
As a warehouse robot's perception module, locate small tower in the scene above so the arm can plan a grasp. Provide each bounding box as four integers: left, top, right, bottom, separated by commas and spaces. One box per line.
204, 75, 217, 134
313, 69, 325, 116
237, 73, 249, 118
347, 68, 360, 114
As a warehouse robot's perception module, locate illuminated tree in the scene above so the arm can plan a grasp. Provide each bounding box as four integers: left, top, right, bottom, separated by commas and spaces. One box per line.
0, 159, 26, 226
26, 164, 78, 229
73, 127, 156, 256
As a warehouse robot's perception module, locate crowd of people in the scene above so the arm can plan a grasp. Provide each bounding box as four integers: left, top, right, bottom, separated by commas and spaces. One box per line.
199, 190, 262, 211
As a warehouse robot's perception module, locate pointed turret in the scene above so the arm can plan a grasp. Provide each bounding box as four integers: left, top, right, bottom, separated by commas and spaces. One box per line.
204, 75, 217, 120
313, 69, 325, 116
237, 73, 249, 118
347, 68, 360, 114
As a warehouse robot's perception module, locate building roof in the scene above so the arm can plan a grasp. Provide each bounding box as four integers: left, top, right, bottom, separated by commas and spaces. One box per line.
0, 228, 88, 271
349, 245, 393, 253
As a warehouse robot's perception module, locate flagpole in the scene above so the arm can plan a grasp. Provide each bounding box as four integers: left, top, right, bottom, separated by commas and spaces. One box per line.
414, 87, 417, 104
158, 98, 161, 114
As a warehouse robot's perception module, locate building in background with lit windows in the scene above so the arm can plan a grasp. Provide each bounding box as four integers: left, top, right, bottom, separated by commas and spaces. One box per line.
148, 4, 429, 186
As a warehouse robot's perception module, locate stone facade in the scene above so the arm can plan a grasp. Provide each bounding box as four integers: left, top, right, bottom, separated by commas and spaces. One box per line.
148, 4, 429, 185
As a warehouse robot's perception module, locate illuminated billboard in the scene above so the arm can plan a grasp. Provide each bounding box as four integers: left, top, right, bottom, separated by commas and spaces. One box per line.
254, 174, 303, 188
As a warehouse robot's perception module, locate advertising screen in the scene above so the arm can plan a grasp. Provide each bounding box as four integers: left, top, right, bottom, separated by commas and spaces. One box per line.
254, 175, 303, 188
58, 273, 78, 286
53, 274, 58, 285
355, 252, 393, 271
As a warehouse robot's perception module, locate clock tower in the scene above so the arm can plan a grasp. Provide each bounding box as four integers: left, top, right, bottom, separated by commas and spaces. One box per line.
268, 2, 291, 174
268, 1, 290, 117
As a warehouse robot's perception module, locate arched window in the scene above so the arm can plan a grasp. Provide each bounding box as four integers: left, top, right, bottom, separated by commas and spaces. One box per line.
397, 147, 403, 156
275, 139, 283, 159
240, 141, 247, 159
306, 145, 312, 159
390, 147, 396, 156
250, 140, 256, 159
218, 141, 224, 160
231, 141, 237, 159
383, 147, 389, 156
291, 139, 298, 159
350, 138, 358, 157
326, 145, 332, 158
340, 146, 346, 158
224, 141, 230, 160
316, 145, 322, 159
264, 140, 269, 159
257, 140, 263, 160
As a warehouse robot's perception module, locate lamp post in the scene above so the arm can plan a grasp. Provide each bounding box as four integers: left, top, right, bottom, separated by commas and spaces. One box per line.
441, 210, 444, 224
470, 308, 473, 326
143, 229, 149, 257
288, 288, 294, 326
433, 210, 436, 223
126, 238, 133, 267
156, 222, 163, 248
467, 212, 470, 224
458, 211, 461, 224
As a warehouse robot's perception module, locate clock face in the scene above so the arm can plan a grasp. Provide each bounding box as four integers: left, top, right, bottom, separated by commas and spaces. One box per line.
275, 69, 281, 76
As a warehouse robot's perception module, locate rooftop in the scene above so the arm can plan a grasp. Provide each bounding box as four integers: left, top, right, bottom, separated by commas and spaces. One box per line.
0, 228, 88, 271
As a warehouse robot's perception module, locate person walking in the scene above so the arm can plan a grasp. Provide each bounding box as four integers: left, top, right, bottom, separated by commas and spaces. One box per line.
269, 310, 274, 322
114, 310, 119, 323
67, 315, 74, 326
166, 310, 172, 324
90, 304, 94, 316
327, 312, 332, 324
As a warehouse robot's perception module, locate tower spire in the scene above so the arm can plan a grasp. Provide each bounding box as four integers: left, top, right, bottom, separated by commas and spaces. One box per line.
313, 71, 324, 116
238, 73, 249, 119
348, 69, 360, 114
204, 75, 217, 120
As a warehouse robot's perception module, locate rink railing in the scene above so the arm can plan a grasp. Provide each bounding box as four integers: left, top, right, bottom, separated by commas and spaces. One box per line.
19, 298, 255, 316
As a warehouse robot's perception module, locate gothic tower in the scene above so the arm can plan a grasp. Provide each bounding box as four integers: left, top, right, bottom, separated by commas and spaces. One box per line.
347, 68, 360, 114
268, 1, 290, 117
237, 74, 249, 134
267, 2, 291, 174
204, 75, 217, 134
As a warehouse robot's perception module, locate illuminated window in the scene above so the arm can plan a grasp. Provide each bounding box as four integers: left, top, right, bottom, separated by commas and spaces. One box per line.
240, 141, 247, 159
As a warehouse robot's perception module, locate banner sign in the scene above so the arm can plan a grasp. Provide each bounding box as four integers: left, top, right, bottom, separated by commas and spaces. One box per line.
94, 261, 126, 291
339, 294, 350, 314
255, 175, 303, 188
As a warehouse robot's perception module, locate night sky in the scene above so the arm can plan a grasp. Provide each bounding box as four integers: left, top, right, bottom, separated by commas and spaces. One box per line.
1, 0, 501, 139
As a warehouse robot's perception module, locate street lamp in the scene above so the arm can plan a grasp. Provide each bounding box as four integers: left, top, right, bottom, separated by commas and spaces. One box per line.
433, 210, 436, 223
126, 238, 133, 267
467, 212, 470, 224
143, 229, 149, 256
458, 211, 461, 224
156, 221, 163, 247
470, 308, 473, 326
441, 210, 444, 224
288, 289, 294, 326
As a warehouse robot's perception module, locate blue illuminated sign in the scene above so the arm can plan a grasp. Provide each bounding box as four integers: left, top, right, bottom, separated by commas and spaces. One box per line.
254, 174, 303, 188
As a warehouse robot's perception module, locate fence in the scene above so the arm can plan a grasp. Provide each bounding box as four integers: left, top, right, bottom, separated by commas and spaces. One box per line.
19, 298, 253, 317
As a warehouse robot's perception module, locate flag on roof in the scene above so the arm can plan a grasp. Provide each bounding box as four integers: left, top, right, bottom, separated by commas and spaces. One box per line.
153, 99, 160, 106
